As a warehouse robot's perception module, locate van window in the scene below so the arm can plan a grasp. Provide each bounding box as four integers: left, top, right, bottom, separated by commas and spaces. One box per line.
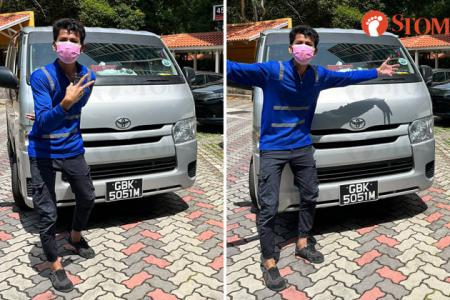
264, 41, 420, 84
27, 32, 185, 85
30, 43, 178, 76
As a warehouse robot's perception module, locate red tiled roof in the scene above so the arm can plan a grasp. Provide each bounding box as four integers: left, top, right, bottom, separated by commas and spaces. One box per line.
0, 13, 29, 30
227, 18, 290, 42
162, 31, 223, 49
400, 34, 450, 49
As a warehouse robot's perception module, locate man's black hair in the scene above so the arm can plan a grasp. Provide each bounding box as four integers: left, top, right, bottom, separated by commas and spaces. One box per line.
53, 18, 86, 44
289, 25, 319, 48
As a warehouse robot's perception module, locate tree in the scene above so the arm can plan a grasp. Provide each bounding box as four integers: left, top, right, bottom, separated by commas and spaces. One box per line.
0, 0, 219, 34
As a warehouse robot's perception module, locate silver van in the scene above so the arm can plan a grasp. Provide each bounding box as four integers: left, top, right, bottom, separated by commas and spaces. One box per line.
0, 27, 197, 209
249, 28, 435, 212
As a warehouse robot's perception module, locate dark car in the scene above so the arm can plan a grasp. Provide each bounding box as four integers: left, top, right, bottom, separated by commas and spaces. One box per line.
431, 69, 450, 86
429, 81, 450, 117
192, 83, 223, 125
190, 71, 223, 88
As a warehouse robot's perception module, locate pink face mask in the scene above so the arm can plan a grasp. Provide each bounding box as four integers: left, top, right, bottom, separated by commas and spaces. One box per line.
55, 41, 81, 64
292, 44, 315, 65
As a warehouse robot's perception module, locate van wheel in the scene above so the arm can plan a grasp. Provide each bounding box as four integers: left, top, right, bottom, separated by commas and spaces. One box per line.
249, 157, 259, 212
9, 144, 29, 210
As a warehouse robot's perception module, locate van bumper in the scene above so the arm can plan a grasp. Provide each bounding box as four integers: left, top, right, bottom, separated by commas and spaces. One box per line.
252, 138, 435, 212
19, 139, 197, 208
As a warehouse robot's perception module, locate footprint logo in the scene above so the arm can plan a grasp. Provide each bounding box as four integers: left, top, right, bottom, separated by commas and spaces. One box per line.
361, 10, 388, 37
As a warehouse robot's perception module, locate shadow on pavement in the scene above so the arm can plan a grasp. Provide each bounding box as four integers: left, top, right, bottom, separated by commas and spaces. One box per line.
197, 123, 223, 134
7, 192, 188, 278
16, 192, 188, 235
434, 116, 450, 127
228, 193, 427, 249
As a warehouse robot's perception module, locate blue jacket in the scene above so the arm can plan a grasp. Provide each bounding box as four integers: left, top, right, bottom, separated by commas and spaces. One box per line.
227, 59, 378, 151
28, 59, 96, 158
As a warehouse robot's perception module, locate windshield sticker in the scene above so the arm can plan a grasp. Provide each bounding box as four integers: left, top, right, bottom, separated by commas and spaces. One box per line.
162, 59, 172, 67
326, 64, 354, 72
398, 58, 408, 65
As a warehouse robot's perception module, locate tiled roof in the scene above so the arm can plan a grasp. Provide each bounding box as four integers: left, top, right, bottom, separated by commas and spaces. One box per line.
227, 18, 290, 42
0, 13, 29, 30
400, 34, 450, 49
162, 31, 223, 49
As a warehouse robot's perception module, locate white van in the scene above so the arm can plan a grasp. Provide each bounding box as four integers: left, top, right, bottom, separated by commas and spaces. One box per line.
0, 27, 197, 209
249, 29, 435, 212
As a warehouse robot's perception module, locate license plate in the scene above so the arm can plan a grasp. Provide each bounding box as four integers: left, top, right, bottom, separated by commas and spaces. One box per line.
106, 179, 143, 201
339, 181, 378, 206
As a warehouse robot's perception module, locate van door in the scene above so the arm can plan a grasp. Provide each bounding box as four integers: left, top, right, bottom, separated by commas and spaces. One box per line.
6, 34, 21, 154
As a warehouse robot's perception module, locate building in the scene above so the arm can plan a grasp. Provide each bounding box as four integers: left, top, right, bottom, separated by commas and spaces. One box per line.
400, 34, 450, 69
227, 18, 291, 63
162, 31, 223, 73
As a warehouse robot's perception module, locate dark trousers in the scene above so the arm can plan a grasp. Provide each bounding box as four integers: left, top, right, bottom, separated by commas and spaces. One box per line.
30, 154, 96, 262
257, 145, 319, 259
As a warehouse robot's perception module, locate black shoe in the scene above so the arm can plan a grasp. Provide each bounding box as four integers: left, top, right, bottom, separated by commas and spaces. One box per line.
295, 244, 324, 264
260, 265, 287, 291
49, 269, 74, 293
68, 235, 95, 259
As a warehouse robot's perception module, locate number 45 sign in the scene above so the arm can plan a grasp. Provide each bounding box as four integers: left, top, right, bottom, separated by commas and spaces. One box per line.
213, 5, 223, 21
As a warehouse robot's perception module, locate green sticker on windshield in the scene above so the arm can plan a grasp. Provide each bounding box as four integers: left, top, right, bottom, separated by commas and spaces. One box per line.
398, 58, 408, 65
162, 59, 172, 67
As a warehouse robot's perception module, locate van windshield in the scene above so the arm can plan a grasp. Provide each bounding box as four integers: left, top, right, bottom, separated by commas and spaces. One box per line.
264, 42, 421, 84
28, 41, 183, 85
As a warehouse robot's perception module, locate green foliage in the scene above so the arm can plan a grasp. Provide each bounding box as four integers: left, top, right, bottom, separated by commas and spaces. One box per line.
331, 4, 363, 29
0, 0, 220, 34
79, 0, 116, 27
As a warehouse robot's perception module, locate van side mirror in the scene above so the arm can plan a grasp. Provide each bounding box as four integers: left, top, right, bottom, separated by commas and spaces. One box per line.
419, 65, 433, 84
0, 66, 18, 89
183, 67, 195, 84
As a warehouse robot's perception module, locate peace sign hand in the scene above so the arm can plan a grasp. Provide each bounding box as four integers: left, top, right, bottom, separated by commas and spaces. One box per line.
61, 73, 95, 111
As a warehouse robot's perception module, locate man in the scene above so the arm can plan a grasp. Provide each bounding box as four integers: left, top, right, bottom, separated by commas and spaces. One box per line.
227, 25, 399, 291
28, 18, 96, 292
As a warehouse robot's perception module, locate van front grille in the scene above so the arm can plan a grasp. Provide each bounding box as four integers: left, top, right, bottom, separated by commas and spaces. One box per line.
62, 157, 177, 181
313, 136, 398, 149
311, 124, 401, 135
81, 124, 166, 134
83, 136, 162, 147
317, 157, 413, 184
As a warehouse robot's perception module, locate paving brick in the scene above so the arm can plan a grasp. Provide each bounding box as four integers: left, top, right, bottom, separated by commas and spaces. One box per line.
359, 286, 385, 300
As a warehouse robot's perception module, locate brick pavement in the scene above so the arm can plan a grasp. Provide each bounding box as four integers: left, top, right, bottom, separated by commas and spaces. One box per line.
0, 105, 224, 300
226, 96, 450, 300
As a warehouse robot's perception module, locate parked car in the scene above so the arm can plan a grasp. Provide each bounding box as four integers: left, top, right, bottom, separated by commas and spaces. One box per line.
0, 26, 197, 209
429, 81, 450, 118
249, 28, 435, 212
190, 71, 222, 88
191, 82, 223, 125
431, 68, 450, 86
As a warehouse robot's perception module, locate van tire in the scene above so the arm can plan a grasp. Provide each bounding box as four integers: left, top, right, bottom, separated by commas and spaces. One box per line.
8, 142, 29, 210
249, 157, 259, 212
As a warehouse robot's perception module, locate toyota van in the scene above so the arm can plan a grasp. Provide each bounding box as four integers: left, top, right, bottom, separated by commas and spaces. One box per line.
1, 27, 197, 209
249, 28, 435, 212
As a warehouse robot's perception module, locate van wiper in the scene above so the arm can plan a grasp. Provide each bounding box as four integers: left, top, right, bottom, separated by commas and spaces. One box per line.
380, 77, 406, 81
146, 78, 171, 82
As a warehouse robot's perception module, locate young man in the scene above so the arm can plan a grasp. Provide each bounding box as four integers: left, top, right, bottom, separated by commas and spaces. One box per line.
227, 25, 399, 291
28, 18, 96, 292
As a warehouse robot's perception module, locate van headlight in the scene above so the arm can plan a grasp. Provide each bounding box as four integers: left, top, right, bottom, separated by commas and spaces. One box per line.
409, 116, 433, 144
173, 117, 196, 144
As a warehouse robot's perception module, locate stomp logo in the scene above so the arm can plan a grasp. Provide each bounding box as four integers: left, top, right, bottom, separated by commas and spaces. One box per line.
361, 10, 389, 37
361, 10, 450, 36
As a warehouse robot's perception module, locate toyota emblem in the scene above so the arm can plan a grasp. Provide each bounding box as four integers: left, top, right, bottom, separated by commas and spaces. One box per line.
115, 117, 131, 130
349, 117, 366, 130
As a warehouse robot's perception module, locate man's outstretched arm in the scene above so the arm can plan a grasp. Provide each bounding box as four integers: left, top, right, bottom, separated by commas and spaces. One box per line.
322, 57, 400, 89
227, 60, 272, 88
